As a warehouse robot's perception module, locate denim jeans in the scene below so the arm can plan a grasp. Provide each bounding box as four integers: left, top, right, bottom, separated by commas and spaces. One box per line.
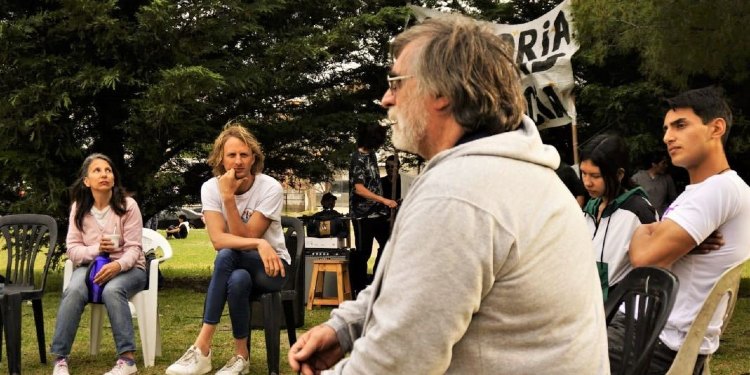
51, 265, 147, 357
203, 249, 288, 338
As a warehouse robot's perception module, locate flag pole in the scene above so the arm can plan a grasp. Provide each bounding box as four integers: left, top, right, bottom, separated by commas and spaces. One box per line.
571, 119, 579, 165
569, 93, 579, 165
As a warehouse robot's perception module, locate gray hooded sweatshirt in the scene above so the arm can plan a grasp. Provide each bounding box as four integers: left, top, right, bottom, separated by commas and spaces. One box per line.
325, 116, 610, 374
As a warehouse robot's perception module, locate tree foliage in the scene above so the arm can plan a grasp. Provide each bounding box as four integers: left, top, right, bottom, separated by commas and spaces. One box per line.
572, 0, 750, 183
2, 0, 749, 229
0, 0, 410, 223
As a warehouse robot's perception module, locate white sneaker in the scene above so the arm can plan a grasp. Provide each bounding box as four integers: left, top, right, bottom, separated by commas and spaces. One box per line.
165, 345, 212, 375
103, 358, 137, 375
215, 355, 249, 375
52, 358, 70, 375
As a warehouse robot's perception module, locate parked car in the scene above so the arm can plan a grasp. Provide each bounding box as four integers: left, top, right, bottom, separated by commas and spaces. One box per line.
156, 206, 205, 229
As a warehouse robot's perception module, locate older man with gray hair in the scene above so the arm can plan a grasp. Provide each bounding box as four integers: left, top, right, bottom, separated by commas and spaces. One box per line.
289, 14, 608, 375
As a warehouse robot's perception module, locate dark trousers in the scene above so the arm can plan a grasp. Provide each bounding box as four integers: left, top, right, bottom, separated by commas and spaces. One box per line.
608, 313, 707, 374
350, 216, 391, 294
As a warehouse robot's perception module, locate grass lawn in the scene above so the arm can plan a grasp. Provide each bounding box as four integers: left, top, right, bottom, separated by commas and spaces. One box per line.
2, 229, 749, 374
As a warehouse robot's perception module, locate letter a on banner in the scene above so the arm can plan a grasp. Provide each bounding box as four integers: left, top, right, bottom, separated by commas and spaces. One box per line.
409, 0, 579, 130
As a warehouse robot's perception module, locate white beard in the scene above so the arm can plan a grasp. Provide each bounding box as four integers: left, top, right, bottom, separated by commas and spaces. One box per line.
389, 107, 426, 156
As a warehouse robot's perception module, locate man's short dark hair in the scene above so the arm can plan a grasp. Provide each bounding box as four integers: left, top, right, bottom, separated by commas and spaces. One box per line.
665, 86, 733, 144
356, 122, 388, 150
320, 192, 337, 210
178, 214, 187, 221
645, 153, 668, 169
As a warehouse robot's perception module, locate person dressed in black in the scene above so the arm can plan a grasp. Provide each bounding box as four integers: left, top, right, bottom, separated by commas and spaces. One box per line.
349, 123, 398, 296
380, 155, 401, 202
307, 192, 348, 239
312, 192, 343, 221
556, 160, 587, 208
166, 214, 189, 239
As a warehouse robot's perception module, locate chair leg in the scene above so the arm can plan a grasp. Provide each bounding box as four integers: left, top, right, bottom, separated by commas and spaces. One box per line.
2, 293, 23, 375
0, 304, 4, 362
155, 313, 162, 357
307, 263, 320, 310
31, 299, 47, 363
261, 293, 281, 375
90, 305, 105, 355
336, 266, 345, 304
246, 307, 253, 353
282, 300, 297, 346
133, 298, 152, 367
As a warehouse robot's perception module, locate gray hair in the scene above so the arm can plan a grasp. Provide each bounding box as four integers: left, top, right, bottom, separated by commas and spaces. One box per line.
391, 14, 526, 134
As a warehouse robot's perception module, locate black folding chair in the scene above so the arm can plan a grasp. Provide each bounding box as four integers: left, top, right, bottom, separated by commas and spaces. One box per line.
0, 214, 58, 375
605, 266, 679, 375
247, 216, 305, 375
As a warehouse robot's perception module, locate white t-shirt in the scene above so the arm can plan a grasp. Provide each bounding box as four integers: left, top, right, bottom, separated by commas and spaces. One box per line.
660, 171, 750, 354
200, 174, 290, 264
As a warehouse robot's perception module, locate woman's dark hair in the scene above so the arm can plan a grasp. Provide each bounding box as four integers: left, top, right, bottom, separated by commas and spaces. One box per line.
356, 122, 387, 150
580, 134, 633, 203
70, 153, 128, 231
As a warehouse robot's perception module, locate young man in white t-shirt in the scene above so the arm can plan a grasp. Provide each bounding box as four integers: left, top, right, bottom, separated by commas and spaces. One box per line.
167, 123, 290, 375
608, 87, 750, 374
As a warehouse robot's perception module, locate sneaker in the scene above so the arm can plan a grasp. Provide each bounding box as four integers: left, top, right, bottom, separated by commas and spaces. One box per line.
215, 355, 249, 375
165, 345, 212, 375
103, 358, 137, 375
52, 358, 69, 375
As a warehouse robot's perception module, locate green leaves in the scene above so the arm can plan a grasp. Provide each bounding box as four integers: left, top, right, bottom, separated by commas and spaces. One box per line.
0, 0, 411, 221
573, 0, 750, 88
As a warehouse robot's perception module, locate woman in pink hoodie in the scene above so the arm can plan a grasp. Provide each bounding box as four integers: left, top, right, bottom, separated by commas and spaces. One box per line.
50, 153, 146, 375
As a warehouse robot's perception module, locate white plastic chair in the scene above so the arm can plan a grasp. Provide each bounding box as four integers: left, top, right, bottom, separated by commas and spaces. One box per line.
62, 228, 172, 367
665, 258, 749, 375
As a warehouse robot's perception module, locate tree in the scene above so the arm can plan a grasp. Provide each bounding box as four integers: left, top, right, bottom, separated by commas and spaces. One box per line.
572, 0, 750, 182
398, 0, 750, 183
6, 0, 746, 230
0, 0, 410, 224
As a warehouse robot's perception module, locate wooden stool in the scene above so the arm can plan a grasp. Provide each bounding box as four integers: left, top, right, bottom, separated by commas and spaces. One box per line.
307, 259, 352, 310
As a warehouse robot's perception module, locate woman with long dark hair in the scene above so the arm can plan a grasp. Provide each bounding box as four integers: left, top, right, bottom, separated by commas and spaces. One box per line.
51, 153, 146, 375
580, 134, 657, 301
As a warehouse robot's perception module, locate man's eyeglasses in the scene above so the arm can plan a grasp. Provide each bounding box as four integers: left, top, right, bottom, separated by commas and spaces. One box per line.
387, 75, 413, 92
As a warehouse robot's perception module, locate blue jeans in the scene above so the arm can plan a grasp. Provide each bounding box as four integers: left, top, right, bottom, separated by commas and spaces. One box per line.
51, 265, 147, 357
203, 249, 288, 338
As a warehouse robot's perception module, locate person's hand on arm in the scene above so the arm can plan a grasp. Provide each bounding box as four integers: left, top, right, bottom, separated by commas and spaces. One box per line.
204, 209, 285, 278
257, 237, 285, 278
629, 220, 698, 268
289, 325, 345, 375
354, 183, 398, 209
93, 237, 123, 284
691, 230, 724, 254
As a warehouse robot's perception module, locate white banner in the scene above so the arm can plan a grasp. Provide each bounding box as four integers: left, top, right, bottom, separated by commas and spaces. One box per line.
410, 0, 578, 130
